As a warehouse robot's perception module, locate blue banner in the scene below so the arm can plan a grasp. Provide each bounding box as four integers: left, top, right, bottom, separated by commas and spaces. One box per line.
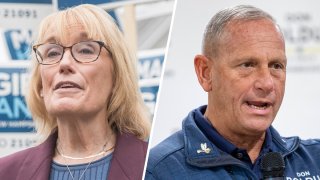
138, 53, 164, 114
140, 85, 159, 114
0, 0, 51, 3
56, 0, 121, 27
139, 55, 164, 80
57, 0, 125, 10
0, 68, 33, 132
4, 29, 32, 61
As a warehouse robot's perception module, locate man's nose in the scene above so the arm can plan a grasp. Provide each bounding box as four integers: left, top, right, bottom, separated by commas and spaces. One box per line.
253, 68, 274, 95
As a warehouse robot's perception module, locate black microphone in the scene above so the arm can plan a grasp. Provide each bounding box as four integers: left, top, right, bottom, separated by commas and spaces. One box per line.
260, 152, 285, 180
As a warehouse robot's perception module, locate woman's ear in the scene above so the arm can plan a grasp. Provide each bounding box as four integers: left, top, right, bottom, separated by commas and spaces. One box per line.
194, 55, 213, 92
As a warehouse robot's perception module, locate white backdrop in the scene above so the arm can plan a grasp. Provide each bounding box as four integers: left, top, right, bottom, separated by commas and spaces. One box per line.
150, 0, 320, 147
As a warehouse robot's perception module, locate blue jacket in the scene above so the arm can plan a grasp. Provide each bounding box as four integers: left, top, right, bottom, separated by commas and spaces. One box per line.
146, 107, 320, 180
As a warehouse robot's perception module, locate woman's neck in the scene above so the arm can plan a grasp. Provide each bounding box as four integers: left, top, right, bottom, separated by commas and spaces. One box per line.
53, 113, 116, 165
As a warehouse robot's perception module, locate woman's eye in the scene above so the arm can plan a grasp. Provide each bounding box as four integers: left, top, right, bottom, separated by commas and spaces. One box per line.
78, 48, 94, 54
47, 50, 61, 58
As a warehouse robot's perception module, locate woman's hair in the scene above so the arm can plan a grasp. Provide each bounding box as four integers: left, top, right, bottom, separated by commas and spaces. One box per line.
27, 4, 150, 140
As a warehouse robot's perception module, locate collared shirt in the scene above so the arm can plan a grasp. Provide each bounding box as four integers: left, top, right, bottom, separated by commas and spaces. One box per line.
194, 105, 274, 178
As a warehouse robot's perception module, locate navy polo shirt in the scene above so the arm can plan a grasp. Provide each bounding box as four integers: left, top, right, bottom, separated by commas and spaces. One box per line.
194, 106, 275, 177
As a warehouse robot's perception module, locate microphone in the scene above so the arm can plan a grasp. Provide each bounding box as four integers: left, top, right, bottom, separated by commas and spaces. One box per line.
260, 152, 285, 180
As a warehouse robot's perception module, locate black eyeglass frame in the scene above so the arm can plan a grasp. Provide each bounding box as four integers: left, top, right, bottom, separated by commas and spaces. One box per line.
32, 40, 112, 65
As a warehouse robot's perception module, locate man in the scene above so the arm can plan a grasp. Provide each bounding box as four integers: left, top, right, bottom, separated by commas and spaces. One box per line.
146, 5, 320, 179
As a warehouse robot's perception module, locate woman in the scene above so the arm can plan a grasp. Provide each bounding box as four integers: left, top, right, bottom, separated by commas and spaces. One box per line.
0, 4, 150, 180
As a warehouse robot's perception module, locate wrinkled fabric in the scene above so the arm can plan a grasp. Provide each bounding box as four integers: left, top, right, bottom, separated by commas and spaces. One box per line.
146, 106, 320, 180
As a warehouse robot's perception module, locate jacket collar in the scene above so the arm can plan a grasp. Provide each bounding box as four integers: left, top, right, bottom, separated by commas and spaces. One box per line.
17, 131, 57, 180
269, 126, 300, 156
183, 106, 300, 168
107, 132, 147, 180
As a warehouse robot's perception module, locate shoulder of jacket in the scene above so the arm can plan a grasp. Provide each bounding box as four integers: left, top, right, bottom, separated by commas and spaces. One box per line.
280, 136, 320, 158
117, 132, 148, 151
299, 138, 320, 146
0, 146, 37, 164
147, 131, 184, 171
0, 132, 56, 179
0, 146, 38, 177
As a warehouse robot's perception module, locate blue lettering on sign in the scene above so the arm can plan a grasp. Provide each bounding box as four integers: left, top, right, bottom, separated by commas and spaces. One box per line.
140, 86, 159, 115
4, 29, 32, 60
0, 0, 51, 3
0, 96, 31, 119
0, 68, 33, 132
58, 0, 120, 10
138, 54, 164, 115
138, 55, 164, 80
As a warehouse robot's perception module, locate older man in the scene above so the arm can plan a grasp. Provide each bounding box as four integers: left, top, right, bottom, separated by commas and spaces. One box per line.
146, 5, 320, 179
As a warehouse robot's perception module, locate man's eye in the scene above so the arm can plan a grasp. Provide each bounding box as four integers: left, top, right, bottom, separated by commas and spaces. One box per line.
241, 62, 254, 68
271, 63, 284, 69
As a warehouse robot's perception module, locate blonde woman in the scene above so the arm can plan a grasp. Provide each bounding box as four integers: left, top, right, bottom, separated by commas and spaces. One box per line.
0, 4, 150, 180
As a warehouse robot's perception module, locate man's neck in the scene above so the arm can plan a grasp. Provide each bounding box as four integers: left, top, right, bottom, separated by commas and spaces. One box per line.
221, 131, 266, 163
205, 111, 266, 163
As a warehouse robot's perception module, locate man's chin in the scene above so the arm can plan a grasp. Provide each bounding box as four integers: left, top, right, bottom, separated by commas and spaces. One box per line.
242, 118, 273, 134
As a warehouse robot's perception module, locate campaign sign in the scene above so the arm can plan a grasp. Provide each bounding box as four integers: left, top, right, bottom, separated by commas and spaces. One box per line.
0, 67, 33, 132
140, 85, 159, 115
138, 50, 164, 114
0, 1, 53, 30
4, 29, 32, 60
139, 54, 163, 80
0, 0, 51, 3
281, 12, 320, 72
57, 0, 122, 10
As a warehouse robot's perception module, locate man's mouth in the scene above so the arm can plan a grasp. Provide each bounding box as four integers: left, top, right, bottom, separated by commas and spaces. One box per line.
246, 101, 271, 110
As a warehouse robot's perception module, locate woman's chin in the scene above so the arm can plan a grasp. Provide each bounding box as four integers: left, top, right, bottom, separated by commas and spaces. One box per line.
48, 104, 81, 117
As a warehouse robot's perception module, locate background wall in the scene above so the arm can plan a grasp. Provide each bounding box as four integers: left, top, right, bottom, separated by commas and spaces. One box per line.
150, 0, 320, 147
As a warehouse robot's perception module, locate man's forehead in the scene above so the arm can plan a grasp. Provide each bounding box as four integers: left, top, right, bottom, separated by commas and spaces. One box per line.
222, 19, 285, 46
227, 19, 279, 35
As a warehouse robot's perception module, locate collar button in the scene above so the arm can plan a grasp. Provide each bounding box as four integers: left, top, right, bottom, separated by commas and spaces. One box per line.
236, 153, 243, 159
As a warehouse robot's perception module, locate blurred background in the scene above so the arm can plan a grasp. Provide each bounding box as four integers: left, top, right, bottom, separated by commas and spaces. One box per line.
0, 0, 174, 157
150, 0, 320, 147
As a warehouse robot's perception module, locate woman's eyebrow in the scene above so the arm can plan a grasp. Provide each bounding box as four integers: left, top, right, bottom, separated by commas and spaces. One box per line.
41, 36, 57, 44
79, 32, 88, 38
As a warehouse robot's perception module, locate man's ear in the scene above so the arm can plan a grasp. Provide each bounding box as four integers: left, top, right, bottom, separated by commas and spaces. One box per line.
194, 55, 212, 92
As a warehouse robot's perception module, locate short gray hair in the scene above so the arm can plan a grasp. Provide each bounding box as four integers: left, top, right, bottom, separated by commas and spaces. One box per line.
202, 5, 277, 58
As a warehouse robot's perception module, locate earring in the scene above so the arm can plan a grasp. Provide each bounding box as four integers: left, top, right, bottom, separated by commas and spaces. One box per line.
40, 91, 43, 97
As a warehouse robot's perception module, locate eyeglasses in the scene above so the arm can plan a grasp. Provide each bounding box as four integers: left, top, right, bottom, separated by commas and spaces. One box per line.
33, 41, 111, 65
